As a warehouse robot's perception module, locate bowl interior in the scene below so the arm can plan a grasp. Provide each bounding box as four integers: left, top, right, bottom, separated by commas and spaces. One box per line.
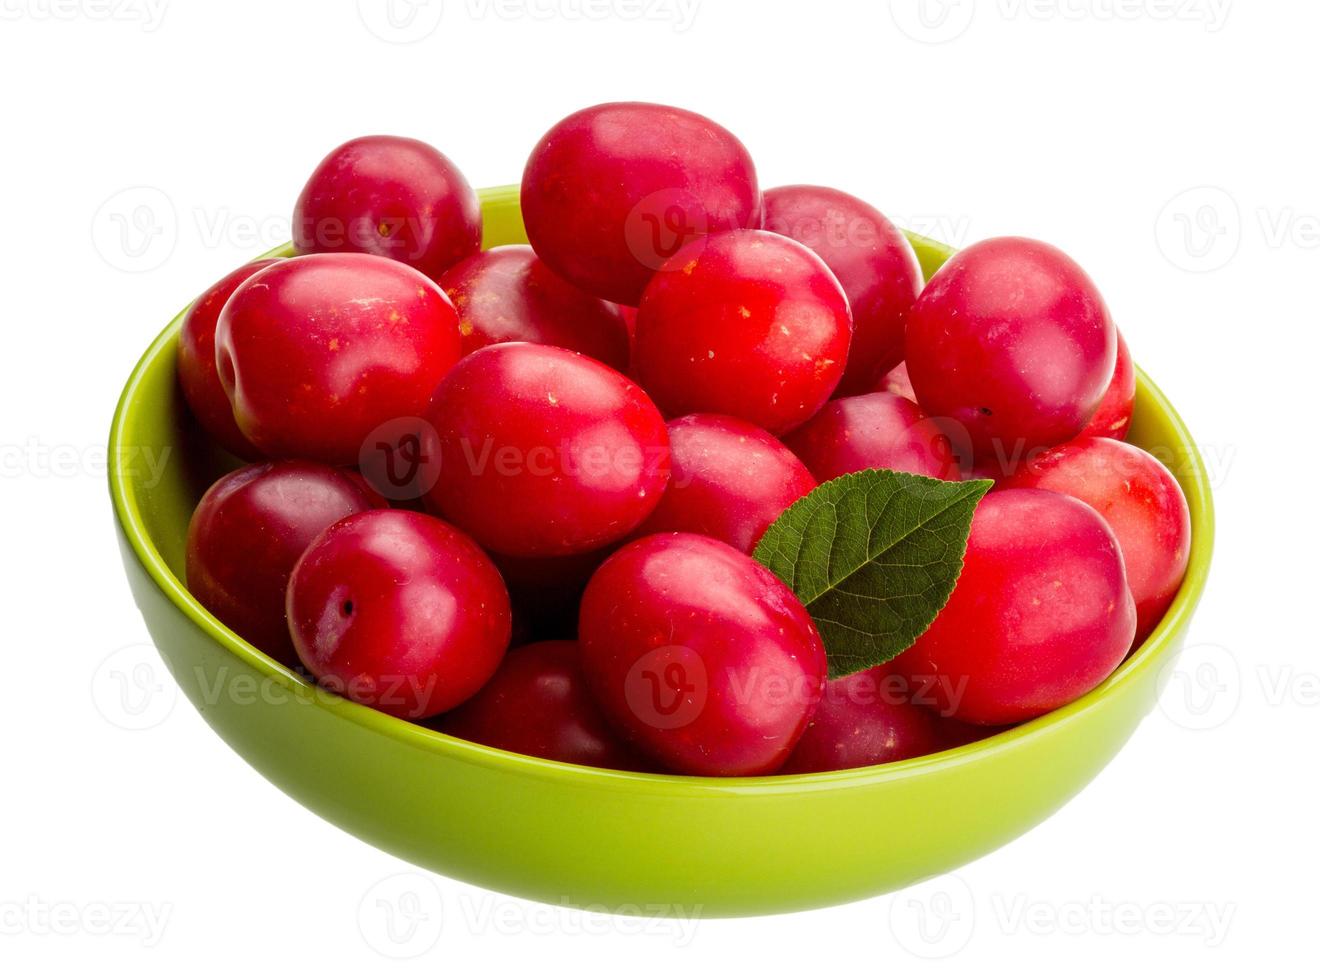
109, 185, 1216, 788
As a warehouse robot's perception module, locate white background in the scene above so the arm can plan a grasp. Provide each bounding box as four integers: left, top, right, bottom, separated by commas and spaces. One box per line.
0, 0, 1311, 974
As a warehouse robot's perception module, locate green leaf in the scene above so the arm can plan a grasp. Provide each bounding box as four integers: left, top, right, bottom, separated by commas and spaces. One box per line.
753, 469, 992, 679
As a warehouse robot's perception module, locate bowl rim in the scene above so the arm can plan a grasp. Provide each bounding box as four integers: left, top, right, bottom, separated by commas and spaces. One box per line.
109, 194, 1215, 796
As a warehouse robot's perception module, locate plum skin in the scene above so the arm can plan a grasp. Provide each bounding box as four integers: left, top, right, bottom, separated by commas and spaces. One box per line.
874, 361, 916, 402
286, 510, 512, 720
1081, 330, 1136, 439
893, 488, 1137, 725
1001, 436, 1190, 644
176, 257, 280, 458
521, 101, 761, 306
632, 229, 853, 435
185, 461, 383, 667
215, 253, 462, 465
421, 343, 671, 558
439, 245, 630, 371
438, 641, 647, 771
785, 392, 961, 482
293, 135, 480, 281
764, 185, 922, 394
905, 237, 1117, 465
578, 532, 827, 777
778, 666, 940, 774
632, 413, 815, 554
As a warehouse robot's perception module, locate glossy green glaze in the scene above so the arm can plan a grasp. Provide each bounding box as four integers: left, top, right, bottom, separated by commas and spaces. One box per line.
109, 186, 1214, 917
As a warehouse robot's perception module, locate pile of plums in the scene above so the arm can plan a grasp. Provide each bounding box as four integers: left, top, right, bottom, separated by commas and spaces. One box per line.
178, 102, 1190, 778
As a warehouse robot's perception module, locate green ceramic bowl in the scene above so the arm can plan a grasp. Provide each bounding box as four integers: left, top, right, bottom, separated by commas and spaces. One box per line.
110, 185, 1214, 917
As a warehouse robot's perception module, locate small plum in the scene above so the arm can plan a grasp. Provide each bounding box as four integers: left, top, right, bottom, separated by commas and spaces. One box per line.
287, 510, 512, 719
176, 258, 280, 458
578, 533, 827, 777
632, 229, 853, 434
778, 667, 940, 773
521, 102, 760, 305
632, 414, 815, 553
1000, 436, 1190, 643
439, 641, 646, 770
1081, 330, 1136, 439
764, 185, 922, 394
421, 343, 670, 557
216, 253, 462, 465
905, 237, 1117, 465
785, 392, 960, 482
892, 489, 1136, 725
439, 245, 630, 371
293, 135, 480, 281
874, 361, 916, 402
185, 461, 383, 666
